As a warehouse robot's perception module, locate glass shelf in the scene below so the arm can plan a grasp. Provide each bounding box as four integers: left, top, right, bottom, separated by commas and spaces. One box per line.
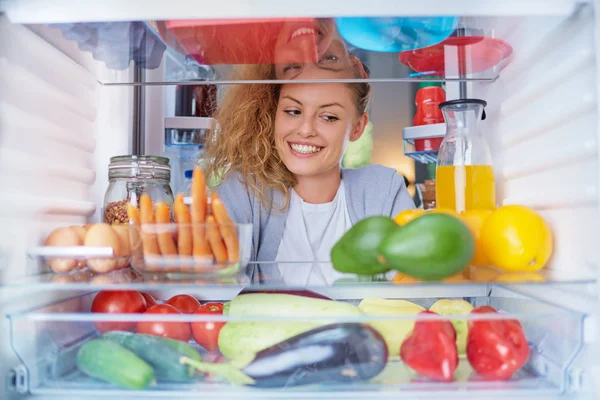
1, 263, 596, 294
24, 17, 515, 85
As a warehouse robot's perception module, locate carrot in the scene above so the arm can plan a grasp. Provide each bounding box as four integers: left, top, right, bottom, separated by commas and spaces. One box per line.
191, 167, 212, 259
155, 202, 177, 256
192, 167, 207, 220
174, 194, 193, 257
206, 215, 228, 263
127, 204, 142, 253
127, 204, 141, 224
211, 192, 239, 262
139, 194, 160, 256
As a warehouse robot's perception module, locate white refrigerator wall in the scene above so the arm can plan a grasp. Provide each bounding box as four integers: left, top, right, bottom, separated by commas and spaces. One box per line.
473, 10, 600, 278
473, 11, 600, 393
0, 20, 132, 399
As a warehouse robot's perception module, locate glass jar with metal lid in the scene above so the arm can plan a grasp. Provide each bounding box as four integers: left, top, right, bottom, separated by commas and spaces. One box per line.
103, 155, 174, 225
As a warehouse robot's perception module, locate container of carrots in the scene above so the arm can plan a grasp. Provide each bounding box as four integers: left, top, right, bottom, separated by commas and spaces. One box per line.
127, 167, 252, 277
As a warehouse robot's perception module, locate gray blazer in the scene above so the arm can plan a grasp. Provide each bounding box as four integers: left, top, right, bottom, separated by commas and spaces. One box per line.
216, 164, 416, 262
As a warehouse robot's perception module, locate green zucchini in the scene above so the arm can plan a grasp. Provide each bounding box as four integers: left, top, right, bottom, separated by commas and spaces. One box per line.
219, 293, 362, 360
102, 331, 201, 382
76, 339, 154, 390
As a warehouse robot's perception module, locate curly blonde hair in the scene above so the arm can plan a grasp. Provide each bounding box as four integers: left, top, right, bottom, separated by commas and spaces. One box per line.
205, 60, 371, 211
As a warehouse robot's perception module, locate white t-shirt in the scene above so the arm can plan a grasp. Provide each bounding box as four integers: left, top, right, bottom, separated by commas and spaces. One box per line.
275, 181, 352, 285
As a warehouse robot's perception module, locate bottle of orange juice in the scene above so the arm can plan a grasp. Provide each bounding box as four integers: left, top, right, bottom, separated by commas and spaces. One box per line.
436, 99, 496, 212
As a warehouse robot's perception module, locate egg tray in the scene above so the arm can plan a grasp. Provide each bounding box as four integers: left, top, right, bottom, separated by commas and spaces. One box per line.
28, 246, 132, 275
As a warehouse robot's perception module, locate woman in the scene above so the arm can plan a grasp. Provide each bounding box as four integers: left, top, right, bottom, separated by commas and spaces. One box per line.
205, 22, 415, 281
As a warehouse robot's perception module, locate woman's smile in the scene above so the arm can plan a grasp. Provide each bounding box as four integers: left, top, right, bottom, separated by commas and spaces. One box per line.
288, 141, 324, 157
288, 25, 321, 43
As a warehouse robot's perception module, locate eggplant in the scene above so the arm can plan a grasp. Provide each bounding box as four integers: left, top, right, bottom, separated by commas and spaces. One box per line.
182, 323, 388, 388
243, 322, 387, 387
237, 288, 332, 300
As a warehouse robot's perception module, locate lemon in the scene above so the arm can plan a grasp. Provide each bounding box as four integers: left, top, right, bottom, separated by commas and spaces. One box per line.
494, 271, 546, 283
393, 209, 425, 226
427, 208, 462, 218
481, 205, 553, 272
468, 266, 502, 282
460, 209, 493, 266
391, 273, 422, 284
391, 271, 468, 284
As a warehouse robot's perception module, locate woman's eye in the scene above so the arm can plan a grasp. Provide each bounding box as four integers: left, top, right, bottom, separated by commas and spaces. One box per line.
322, 114, 339, 122
319, 53, 339, 64
283, 64, 301, 72
284, 109, 301, 116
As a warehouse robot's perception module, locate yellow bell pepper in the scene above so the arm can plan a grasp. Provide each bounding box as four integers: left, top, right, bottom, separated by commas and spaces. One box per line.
429, 299, 474, 356
358, 297, 425, 357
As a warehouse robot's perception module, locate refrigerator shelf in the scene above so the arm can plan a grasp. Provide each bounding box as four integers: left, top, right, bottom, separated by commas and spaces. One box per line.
14, 17, 512, 86
402, 124, 446, 164
7, 287, 586, 397
1, 263, 596, 295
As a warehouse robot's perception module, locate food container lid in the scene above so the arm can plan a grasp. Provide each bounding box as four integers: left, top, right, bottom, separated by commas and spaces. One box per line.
108, 155, 171, 179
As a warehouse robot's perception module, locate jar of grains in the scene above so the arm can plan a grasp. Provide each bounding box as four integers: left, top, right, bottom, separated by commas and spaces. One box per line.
103, 155, 174, 225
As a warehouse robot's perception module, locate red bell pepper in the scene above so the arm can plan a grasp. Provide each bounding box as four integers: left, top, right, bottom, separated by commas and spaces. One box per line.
466, 305, 530, 380
191, 302, 225, 352
400, 310, 458, 382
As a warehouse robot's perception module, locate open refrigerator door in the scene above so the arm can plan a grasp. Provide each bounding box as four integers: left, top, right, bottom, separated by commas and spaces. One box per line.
0, 1, 599, 399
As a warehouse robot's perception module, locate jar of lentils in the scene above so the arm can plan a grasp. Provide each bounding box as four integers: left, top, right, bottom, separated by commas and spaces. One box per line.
103, 155, 174, 225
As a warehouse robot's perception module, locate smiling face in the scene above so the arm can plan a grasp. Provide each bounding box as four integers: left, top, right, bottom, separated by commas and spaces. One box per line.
274, 82, 368, 179
274, 18, 353, 80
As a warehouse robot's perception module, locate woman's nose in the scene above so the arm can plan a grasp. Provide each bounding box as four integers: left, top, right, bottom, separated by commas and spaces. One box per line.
298, 118, 317, 138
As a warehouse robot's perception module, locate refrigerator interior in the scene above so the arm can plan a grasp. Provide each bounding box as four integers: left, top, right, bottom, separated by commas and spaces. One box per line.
0, 1, 599, 399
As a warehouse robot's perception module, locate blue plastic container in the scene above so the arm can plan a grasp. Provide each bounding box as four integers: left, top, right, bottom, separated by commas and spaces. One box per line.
335, 17, 459, 52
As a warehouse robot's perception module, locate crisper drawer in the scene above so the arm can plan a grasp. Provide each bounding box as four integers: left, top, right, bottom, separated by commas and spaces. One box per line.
7, 285, 584, 398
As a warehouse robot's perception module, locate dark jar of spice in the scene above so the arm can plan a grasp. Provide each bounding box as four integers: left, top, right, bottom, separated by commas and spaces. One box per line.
103, 155, 174, 225
421, 179, 437, 210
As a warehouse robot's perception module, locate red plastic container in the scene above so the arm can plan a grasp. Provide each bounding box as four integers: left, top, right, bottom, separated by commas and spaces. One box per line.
399, 36, 513, 75
414, 137, 444, 152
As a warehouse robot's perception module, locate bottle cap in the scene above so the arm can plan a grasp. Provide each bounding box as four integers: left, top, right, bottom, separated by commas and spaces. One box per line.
184, 170, 194, 179
418, 78, 443, 88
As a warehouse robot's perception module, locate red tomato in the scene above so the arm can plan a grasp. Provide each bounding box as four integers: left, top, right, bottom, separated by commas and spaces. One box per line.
140, 292, 157, 308
91, 290, 147, 333
191, 302, 225, 352
166, 294, 201, 314
136, 304, 191, 342
467, 305, 530, 380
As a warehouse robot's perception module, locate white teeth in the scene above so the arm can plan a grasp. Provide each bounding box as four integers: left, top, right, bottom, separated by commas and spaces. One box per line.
290, 143, 321, 154
291, 28, 316, 39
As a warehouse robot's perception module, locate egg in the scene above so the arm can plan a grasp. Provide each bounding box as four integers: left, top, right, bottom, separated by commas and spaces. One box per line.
84, 223, 121, 273
112, 225, 131, 269
90, 270, 131, 285
70, 225, 88, 269
45, 227, 82, 273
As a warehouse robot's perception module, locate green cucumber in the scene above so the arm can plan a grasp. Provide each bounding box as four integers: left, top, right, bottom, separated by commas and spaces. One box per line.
102, 331, 201, 382
153, 335, 202, 362
76, 339, 154, 390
